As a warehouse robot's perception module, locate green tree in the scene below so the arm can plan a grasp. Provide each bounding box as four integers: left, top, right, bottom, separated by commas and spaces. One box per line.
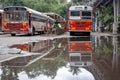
1, 0, 25, 6
97, 4, 114, 32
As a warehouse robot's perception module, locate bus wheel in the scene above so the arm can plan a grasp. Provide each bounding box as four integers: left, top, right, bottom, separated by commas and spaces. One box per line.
70, 32, 74, 36
42, 31, 44, 34
11, 34, 16, 36
30, 28, 35, 36
38, 31, 41, 35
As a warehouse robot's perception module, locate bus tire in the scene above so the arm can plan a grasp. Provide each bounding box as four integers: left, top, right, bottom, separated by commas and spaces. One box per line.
42, 31, 44, 34
30, 27, 35, 36
38, 31, 41, 35
70, 32, 74, 36
11, 34, 16, 36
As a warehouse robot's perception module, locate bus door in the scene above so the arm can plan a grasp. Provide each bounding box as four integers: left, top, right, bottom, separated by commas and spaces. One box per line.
0, 13, 2, 31
28, 12, 31, 28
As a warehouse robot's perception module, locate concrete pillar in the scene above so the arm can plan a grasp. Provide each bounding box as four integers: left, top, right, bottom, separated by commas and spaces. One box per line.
113, 0, 119, 34
98, 9, 102, 32
117, 0, 119, 20
95, 16, 98, 31
118, 0, 120, 14
94, 10, 98, 32
112, 36, 118, 70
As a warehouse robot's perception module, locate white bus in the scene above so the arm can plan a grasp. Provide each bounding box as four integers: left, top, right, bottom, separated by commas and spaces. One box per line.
68, 5, 93, 36
2, 6, 55, 36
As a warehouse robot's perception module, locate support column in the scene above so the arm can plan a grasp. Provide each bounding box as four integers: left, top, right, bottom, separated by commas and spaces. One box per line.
113, 0, 119, 34
112, 36, 118, 71
95, 10, 98, 32
118, 0, 120, 14
98, 9, 102, 32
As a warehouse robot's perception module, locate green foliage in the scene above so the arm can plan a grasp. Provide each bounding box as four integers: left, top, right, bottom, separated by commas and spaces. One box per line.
117, 15, 120, 33
24, 0, 69, 17
1, 0, 25, 6
72, 0, 83, 5
1, 0, 71, 18
97, 4, 114, 26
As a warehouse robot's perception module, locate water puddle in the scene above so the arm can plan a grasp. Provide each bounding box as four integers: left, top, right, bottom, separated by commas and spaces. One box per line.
0, 36, 120, 80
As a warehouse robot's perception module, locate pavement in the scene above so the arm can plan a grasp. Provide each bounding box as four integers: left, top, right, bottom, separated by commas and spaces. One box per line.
91, 32, 113, 36
0, 54, 22, 63
0, 32, 3, 35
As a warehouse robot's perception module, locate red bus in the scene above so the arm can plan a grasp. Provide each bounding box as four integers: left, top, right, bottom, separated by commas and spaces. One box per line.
2, 6, 55, 36
68, 37, 92, 67
68, 5, 93, 36
0, 9, 3, 32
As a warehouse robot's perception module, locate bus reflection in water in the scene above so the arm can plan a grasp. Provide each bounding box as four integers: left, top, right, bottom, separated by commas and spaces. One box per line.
6, 38, 67, 67
9, 39, 53, 53
68, 37, 92, 67
2, 40, 53, 67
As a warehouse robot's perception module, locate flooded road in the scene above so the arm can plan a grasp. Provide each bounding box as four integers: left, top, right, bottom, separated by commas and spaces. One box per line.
0, 35, 120, 80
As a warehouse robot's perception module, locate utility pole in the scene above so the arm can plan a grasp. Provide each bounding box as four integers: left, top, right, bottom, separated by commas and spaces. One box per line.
113, 0, 119, 34
0, 0, 3, 9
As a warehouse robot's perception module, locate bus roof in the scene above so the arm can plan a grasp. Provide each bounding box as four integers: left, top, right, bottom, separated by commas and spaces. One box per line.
44, 12, 60, 16
44, 12, 65, 22
4, 6, 47, 18
44, 12, 63, 19
69, 5, 93, 11
4, 6, 56, 22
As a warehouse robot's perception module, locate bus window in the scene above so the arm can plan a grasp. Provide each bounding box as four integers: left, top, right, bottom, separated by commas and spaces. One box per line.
70, 11, 80, 16
70, 56, 80, 62
82, 11, 91, 19
3, 11, 27, 22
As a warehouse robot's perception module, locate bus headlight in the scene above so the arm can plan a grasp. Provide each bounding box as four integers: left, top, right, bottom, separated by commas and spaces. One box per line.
3, 22, 8, 30
71, 27, 76, 30
85, 27, 89, 30
3, 22, 7, 27
22, 22, 28, 27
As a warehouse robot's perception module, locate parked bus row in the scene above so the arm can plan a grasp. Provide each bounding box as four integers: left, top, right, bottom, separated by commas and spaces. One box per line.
0, 6, 66, 36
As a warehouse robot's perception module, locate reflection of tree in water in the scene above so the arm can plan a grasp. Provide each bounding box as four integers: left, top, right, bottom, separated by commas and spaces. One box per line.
95, 36, 113, 59
25, 51, 67, 79
117, 36, 120, 55
1, 66, 22, 80
24, 38, 68, 79
69, 66, 81, 75
0, 52, 67, 80
0, 38, 68, 80
93, 36, 120, 80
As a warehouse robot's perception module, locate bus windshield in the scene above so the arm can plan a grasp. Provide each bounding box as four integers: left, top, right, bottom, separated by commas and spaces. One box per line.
3, 11, 28, 22
70, 11, 80, 16
82, 11, 91, 19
